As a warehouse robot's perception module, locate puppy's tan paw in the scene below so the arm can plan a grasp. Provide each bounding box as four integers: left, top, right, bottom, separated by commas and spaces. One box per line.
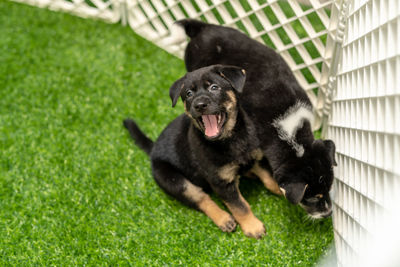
241, 217, 266, 239
217, 214, 237, 232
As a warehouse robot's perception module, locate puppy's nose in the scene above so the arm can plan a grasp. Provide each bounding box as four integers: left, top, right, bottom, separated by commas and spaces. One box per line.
195, 102, 208, 111
194, 98, 210, 112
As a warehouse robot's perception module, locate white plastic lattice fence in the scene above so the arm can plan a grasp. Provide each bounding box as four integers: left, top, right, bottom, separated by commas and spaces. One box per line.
12, 0, 122, 22
125, 0, 342, 131
327, 0, 400, 266
10, 0, 343, 130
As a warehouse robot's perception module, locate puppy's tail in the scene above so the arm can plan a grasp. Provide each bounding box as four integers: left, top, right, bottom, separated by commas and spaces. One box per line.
123, 118, 153, 156
162, 19, 207, 46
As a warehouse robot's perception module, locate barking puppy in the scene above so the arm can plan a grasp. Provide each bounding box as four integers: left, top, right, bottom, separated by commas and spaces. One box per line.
173, 19, 337, 219
124, 65, 267, 238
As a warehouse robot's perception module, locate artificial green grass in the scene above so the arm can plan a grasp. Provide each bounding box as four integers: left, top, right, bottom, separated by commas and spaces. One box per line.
0, 1, 333, 265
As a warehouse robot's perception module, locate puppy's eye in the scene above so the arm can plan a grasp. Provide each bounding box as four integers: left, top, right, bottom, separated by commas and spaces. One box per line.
210, 84, 220, 91
186, 90, 193, 98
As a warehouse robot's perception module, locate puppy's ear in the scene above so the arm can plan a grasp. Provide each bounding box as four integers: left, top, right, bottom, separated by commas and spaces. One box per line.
323, 139, 337, 166
169, 77, 185, 107
280, 182, 308, 205
215, 65, 246, 93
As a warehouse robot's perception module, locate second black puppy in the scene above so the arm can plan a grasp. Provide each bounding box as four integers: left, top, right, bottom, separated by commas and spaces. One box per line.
124, 65, 266, 238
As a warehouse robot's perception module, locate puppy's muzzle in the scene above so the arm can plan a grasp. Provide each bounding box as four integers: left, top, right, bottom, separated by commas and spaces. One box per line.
193, 96, 211, 113
190, 95, 227, 139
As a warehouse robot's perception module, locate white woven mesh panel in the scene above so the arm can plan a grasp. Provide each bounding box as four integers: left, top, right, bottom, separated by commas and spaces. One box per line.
12, 0, 121, 22
327, 0, 400, 266
126, 0, 341, 130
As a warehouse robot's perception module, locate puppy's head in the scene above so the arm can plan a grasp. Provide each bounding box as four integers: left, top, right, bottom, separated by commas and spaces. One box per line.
169, 65, 246, 140
279, 139, 337, 219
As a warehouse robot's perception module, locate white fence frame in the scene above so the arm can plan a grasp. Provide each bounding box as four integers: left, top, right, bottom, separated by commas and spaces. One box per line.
9, 0, 400, 266
12, 0, 122, 22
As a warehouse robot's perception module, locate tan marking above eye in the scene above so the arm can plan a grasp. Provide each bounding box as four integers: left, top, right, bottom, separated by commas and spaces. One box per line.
316, 194, 323, 199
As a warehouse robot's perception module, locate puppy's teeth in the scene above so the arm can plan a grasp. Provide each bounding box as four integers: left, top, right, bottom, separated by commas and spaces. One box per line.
217, 115, 221, 124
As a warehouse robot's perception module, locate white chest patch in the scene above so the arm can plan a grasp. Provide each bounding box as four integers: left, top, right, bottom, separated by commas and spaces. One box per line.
272, 102, 314, 157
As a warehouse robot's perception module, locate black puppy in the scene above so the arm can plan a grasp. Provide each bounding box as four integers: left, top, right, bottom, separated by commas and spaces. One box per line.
171, 19, 336, 219
124, 65, 268, 238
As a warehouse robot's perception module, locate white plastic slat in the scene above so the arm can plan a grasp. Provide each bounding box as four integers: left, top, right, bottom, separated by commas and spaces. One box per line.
329, 0, 400, 266
12, 0, 120, 22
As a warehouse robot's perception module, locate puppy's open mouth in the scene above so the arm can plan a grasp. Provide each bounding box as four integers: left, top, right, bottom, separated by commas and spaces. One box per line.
198, 113, 226, 138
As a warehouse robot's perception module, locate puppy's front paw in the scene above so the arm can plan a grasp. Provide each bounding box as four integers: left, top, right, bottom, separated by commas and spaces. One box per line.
241, 216, 265, 239
217, 214, 237, 232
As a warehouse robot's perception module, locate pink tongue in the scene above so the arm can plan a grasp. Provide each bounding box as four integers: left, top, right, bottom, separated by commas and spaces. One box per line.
202, 115, 219, 137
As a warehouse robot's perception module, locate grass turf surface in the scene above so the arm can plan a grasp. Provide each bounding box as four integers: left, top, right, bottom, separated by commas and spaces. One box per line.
0, 1, 333, 265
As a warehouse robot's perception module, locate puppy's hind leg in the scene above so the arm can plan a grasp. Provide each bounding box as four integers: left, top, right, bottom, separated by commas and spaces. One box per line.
152, 160, 237, 232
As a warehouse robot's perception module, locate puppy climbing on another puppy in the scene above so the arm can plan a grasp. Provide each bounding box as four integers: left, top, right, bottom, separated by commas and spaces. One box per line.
124, 65, 267, 238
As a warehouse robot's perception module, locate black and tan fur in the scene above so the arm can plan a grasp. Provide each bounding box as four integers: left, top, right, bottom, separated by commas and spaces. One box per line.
174, 19, 336, 219
124, 65, 266, 238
